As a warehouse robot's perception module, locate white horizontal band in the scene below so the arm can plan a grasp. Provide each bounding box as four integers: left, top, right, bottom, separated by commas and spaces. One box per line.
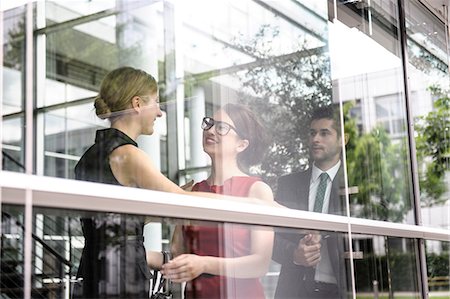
1, 171, 449, 242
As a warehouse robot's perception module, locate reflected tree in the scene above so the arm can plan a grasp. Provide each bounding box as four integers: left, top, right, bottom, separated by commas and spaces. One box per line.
232, 25, 414, 221
4, 14, 25, 70
344, 102, 412, 222
232, 25, 332, 189
415, 86, 450, 207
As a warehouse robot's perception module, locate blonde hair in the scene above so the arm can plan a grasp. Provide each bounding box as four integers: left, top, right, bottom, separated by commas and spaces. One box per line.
94, 67, 157, 120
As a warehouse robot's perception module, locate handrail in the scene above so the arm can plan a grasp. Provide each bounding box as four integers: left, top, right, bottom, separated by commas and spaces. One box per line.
1, 171, 449, 242
2, 211, 73, 268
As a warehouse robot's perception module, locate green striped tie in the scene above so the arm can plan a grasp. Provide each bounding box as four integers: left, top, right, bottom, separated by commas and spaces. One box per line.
313, 173, 329, 213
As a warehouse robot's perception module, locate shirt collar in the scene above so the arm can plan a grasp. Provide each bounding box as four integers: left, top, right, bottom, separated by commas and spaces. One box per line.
311, 160, 341, 182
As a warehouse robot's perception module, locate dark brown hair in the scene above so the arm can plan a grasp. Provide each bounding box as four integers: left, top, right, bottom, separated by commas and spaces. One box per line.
310, 105, 342, 136
223, 103, 269, 172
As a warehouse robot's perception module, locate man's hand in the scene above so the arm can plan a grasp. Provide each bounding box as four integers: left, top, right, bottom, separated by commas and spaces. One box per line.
293, 233, 321, 267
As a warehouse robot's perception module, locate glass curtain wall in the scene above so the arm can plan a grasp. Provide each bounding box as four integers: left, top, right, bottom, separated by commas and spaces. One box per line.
1, 0, 450, 298
405, 0, 450, 296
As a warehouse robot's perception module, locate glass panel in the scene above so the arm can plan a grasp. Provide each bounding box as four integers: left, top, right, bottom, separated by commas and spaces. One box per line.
405, 0, 450, 229
1, 205, 25, 298
181, 0, 334, 197
425, 240, 450, 296
331, 0, 415, 223
42, 104, 106, 178
40, 0, 166, 178
4, 205, 353, 299
273, 226, 351, 298
42, 1, 164, 107
3, 6, 26, 173
3, 117, 24, 172
44, 1, 116, 26
179, 0, 325, 74
352, 234, 421, 298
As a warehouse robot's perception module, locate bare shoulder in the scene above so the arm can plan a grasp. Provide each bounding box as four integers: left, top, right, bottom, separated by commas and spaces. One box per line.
248, 180, 274, 202
109, 145, 153, 187
110, 144, 148, 164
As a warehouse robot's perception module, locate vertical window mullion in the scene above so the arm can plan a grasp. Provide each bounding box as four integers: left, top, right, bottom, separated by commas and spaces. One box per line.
397, 0, 429, 297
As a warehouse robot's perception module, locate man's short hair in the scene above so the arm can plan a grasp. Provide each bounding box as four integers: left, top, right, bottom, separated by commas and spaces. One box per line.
310, 105, 341, 136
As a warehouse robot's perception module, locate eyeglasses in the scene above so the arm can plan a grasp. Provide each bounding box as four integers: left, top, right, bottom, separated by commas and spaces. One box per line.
201, 117, 239, 136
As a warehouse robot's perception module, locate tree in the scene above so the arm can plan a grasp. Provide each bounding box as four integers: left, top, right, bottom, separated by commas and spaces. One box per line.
232, 25, 332, 189
4, 12, 25, 70
415, 86, 450, 207
344, 101, 412, 222
232, 25, 414, 222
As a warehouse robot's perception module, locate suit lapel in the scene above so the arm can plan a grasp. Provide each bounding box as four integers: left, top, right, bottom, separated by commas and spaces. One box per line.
329, 165, 345, 216
294, 170, 311, 211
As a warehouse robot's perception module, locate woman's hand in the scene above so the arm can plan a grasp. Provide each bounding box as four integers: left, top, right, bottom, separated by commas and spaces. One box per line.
160, 254, 206, 283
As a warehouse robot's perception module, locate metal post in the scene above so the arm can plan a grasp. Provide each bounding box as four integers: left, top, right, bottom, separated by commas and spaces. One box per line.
396, 0, 429, 298
24, 1, 35, 299
373, 280, 379, 299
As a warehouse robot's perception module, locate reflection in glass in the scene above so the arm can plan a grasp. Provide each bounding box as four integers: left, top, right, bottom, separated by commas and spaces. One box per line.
3, 7, 26, 173
273, 227, 350, 298
353, 235, 421, 298
426, 240, 450, 296
44, 1, 116, 26
405, 0, 450, 229
39, 0, 164, 178
0, 205, 25, 298
2, 117, 24, 172
181, 0, 332, 192
0, 206, 279, 299
331, 0, 415, 223
42, 104, 105, 178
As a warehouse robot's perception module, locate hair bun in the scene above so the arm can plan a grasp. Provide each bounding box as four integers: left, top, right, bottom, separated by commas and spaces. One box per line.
94, 96, 111, 119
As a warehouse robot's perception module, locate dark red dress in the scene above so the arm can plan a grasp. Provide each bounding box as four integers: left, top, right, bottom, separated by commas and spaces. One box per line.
183, 176, 266, 299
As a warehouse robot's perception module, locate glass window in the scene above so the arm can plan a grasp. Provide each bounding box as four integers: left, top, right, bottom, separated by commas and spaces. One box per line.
426, 240, 450, 295
331, 0, 415, 223
1, 205, 26, 298
6, 204, 356, 299
181, 0, 332, 192
3, 6, 26, 172
405, 0, 450, 229
353, 234, 421, 298
2, 117, 24, 172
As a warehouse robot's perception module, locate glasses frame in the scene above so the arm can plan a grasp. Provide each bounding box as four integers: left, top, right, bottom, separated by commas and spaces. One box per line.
201, 117, 240, 136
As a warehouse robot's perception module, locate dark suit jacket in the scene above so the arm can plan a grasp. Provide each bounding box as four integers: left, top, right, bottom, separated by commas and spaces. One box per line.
272, 167, 348, 299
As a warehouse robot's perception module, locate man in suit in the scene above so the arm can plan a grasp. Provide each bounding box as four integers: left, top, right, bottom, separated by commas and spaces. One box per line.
273, 105, 349, 299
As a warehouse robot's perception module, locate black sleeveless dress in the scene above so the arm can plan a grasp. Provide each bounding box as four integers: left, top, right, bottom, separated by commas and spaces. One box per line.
73, 128, 150, 298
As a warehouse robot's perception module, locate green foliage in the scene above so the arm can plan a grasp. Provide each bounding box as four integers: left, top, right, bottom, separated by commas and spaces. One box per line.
344, 101, 412, 222
232, 26, 414, 222
427, 252, 450, 278
415, 86, 450, 207
4, 13, 25, 70
232, 25, 332, 188
354, 251, 450, 294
